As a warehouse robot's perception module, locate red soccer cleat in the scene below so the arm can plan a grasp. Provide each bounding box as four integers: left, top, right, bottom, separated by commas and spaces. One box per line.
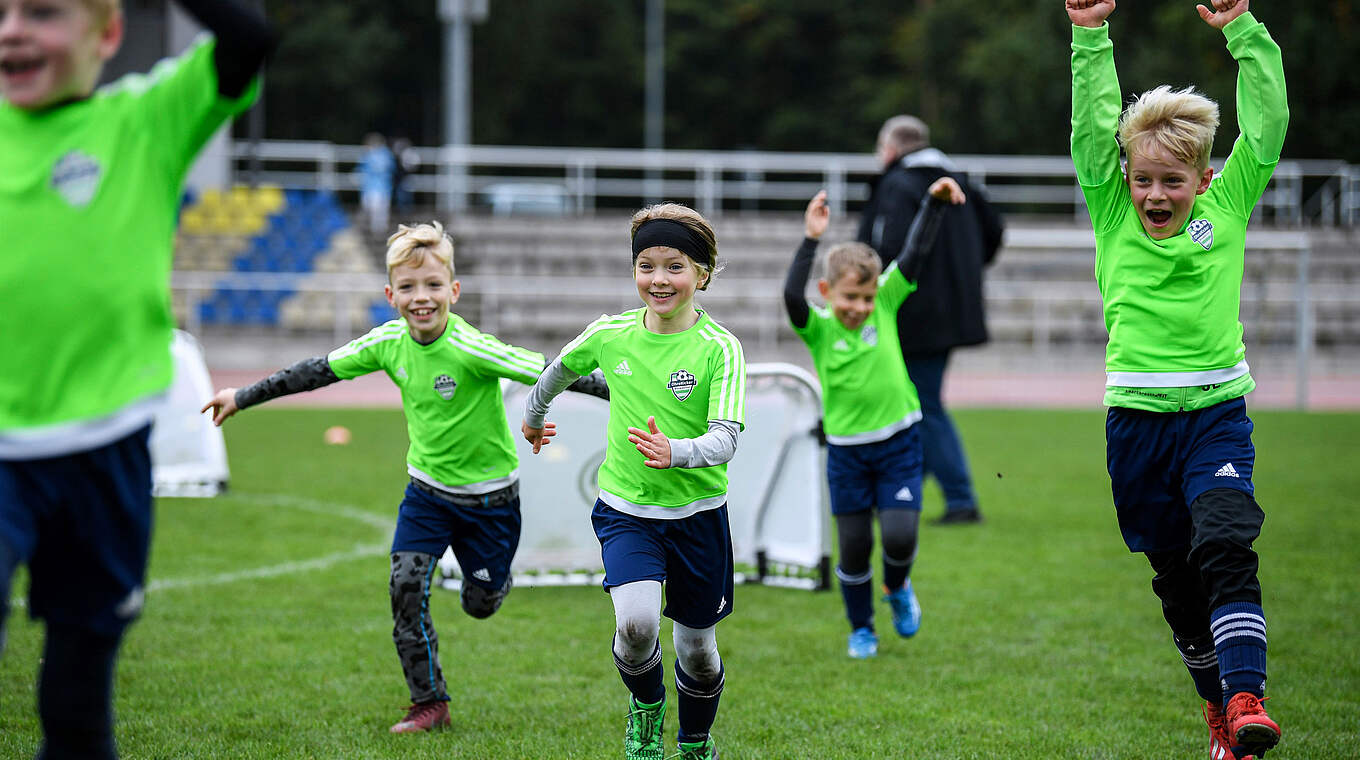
1226, 693, 1280, 757
1204, 700, 1254, 760
390, 700, 451, 734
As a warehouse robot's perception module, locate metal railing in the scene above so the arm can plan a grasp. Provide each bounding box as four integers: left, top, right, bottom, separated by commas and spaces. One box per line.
230, 140, 1359, 227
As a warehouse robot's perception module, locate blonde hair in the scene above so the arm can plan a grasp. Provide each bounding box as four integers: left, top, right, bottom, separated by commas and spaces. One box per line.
878, 115, 930, 156
385, 221, 454, 279
1118, 85, 1220, 171
82, 0, 121, 25
629, 203, 721, 291
824, 242, 882, 286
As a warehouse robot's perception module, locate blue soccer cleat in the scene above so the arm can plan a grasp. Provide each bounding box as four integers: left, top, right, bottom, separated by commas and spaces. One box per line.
884, 581, 922, 638
847, 627, 878, 659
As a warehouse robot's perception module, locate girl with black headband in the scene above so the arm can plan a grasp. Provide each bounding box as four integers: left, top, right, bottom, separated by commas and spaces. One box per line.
522, 203, 746, 760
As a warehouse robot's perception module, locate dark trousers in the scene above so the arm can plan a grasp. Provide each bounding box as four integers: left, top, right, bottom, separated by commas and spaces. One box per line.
904, 350, 977, 511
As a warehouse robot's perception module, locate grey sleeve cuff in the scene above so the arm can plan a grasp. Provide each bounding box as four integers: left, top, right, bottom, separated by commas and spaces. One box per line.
668, 419, 740, 469
524, 357, 582, 428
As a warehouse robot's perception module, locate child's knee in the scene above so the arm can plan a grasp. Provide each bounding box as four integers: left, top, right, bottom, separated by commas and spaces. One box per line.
461, 577, 511, 619
615, 616, 660, 659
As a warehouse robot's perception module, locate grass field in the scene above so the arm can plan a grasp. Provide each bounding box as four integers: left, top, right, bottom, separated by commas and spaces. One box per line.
2, 407, 1357, 759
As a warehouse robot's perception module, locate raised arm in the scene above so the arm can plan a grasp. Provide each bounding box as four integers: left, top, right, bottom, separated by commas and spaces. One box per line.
1219, 2, 1288, 166
783, 191, 828, 329
175, 0, 276, 98
894, 177, 965, 282
201, 356, 339, 426
1068, 0, 1122, 189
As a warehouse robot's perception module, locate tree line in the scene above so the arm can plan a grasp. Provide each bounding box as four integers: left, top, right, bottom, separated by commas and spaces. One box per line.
255, 0, 1358, 162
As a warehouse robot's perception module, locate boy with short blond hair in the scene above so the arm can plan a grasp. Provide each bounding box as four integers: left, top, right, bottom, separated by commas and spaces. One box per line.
783, 180, 964, 659
204, 222, 608, 735
1, 0, 271, 755
1067, 0, 1287, 757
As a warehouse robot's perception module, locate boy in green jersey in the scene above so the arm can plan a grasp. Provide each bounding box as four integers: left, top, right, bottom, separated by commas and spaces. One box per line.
203, 222, 607, 735
0, 0, 271, 756
784, 179, 964, 659
1067, 0, 1286, 756
522, 203, 746, 760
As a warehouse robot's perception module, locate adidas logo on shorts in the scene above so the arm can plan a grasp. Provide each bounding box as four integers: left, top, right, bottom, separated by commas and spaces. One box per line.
471, 568, 491, 582
1214, 463, 1240, 478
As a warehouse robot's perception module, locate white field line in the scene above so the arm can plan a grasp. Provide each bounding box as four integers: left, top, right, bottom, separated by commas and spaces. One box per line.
8, 492, 394, 608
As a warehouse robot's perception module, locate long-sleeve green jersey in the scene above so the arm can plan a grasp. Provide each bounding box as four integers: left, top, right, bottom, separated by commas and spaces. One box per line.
0, 40, 258, 455
1070, 14, 1287, 412
794, 264, 922, 444
326, 315, 544, 493
557, 308, 746, 519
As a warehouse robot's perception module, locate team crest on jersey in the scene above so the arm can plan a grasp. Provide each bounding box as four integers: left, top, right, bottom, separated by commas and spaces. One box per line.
1188, 219, 1214, 251
433, 374, 457, 400
50, 150, 102, 207
860, 325, 878, 346
667, 369, 697, 401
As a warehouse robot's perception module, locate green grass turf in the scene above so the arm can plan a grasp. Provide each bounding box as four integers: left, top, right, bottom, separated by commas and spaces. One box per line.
2, 407, 1357, 758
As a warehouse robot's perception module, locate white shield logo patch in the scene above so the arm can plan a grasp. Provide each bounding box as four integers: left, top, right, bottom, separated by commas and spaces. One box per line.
667, 369, 697, 401
433, 374, 457, 400
1188, 219, 1214, 251
50, 150, 102, 207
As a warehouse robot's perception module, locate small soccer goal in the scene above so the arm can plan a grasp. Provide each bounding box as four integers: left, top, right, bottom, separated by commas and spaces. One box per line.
438, 362, 832, 591
149, 330, 230, 498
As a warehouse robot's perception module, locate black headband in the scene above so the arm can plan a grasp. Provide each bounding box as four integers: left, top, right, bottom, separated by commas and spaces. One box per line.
631, 219, 712, 266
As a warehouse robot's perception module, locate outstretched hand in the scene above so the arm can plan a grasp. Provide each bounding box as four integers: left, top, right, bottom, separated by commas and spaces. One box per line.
627, 416, 672, 469
201, 388, 240, 427
1066, 0, 1115, 27
521, 420, 558, 454
1196, 0, 1247, 29
804, 190, 830, 240
928, 177, 967, 205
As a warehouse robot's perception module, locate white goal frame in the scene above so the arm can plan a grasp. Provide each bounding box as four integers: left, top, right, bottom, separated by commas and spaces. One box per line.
150, 330, 230, 498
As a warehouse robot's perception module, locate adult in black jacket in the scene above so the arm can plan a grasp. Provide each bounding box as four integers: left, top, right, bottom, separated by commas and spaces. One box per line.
857, 115, 1004, 525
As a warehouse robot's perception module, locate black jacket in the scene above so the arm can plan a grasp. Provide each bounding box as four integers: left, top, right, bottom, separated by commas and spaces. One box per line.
857, 148, 1005, 357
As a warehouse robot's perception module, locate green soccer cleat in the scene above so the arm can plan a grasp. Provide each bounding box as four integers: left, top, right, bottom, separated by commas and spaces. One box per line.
675, 735, 719, 759
624, 697, 667, 760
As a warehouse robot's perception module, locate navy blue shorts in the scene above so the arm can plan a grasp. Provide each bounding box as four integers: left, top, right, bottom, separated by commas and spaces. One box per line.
826, 425, 924, 516
0, 426, 153, 637
1106, 397, 1256, 553
591, 500, 735, 629
391, 480, 521, 591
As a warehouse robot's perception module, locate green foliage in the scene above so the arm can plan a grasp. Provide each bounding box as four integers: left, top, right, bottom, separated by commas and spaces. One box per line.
250, 1, 1359, 161
2, 407, 1357, 757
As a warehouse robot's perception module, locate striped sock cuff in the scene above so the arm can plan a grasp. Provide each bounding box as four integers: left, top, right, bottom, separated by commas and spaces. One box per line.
1211, 604, 1267, 649
1174, 633, 1220, 671
614, 640, 662, 675
835, 566, 873, 585
1210, 602, 1267, 698
675, 664, 725, 700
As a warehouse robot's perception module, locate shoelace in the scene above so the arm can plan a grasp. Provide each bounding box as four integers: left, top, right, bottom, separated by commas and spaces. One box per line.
626, 706, 663, 751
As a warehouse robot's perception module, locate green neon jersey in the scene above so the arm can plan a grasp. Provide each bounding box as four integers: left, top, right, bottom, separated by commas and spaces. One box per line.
1070, 14, 1287, 411
794, 264, 922, 444
327, 315, 544, 492
0, 40, 258, 451
558, 308, 746, 518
